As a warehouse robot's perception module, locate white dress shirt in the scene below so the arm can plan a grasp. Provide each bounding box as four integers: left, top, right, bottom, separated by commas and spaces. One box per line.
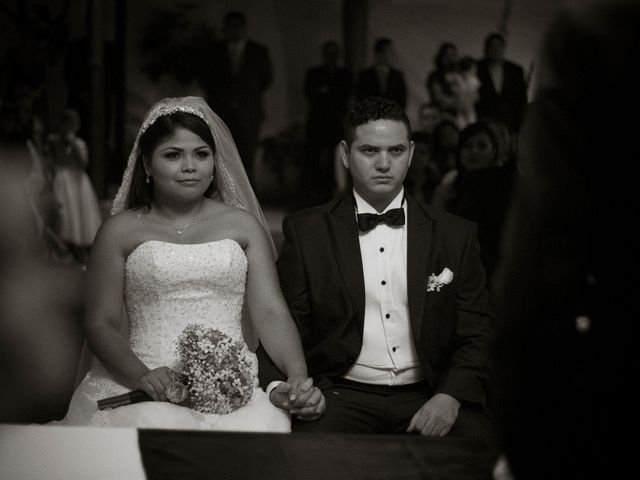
343, 188, 423, 385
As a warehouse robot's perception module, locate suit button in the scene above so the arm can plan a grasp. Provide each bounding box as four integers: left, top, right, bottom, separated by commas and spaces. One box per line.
379, 247, 384, 252
385, 313, 390, 319
392, 347, 397, 352
381, 280, 386, 285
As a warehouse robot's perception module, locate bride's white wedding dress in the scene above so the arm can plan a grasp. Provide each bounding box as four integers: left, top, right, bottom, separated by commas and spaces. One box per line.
56, 239, 290, 431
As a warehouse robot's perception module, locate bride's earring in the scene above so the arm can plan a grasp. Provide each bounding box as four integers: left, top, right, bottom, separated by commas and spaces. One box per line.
146, 175, 151, 184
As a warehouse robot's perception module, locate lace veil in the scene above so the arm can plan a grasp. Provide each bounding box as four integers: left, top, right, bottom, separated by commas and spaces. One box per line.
111, 96, 276, 258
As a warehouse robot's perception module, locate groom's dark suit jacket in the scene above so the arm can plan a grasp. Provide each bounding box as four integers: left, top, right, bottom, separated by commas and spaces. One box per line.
259, 192, 494, 409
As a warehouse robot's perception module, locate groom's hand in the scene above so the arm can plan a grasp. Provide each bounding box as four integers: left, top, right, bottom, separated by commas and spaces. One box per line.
287, 377, 325, 421
407, 393, 460, 436
290, 386, 325, 421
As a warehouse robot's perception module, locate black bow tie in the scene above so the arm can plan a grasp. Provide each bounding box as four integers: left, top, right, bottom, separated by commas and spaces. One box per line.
357, 208, 405, 232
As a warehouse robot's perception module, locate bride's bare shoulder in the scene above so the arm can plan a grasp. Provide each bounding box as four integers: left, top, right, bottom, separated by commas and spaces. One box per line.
92, 208, 148, 249
207, 201, 263, 230
200, 200, 267, 247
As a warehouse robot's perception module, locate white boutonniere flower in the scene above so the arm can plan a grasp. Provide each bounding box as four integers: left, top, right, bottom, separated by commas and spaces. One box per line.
427, 267, 454, 292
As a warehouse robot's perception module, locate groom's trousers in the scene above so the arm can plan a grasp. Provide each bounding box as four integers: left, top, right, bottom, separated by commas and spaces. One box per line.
292, 377, 494, 442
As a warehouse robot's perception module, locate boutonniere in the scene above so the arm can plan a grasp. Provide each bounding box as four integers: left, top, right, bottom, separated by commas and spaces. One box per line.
427, 267, 454, 292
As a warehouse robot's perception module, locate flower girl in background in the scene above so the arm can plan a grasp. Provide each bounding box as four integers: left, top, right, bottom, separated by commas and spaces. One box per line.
46, 108, 103, 263
55, 97, 323, 431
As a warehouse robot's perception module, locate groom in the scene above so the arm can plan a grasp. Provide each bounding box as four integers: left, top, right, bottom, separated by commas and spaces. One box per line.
261, 97, 494, 439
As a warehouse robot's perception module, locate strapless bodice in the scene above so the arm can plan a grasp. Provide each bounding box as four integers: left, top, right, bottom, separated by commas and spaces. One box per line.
124, 239, 248, 370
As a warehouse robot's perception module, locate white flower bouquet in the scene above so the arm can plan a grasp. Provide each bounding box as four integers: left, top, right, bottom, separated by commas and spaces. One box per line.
176, 323, 254, 414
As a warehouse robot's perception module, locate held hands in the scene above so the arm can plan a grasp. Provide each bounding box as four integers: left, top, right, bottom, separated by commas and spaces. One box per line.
269, 377, 325, 421
407, 393, 460, 436
134, 366, 180, 402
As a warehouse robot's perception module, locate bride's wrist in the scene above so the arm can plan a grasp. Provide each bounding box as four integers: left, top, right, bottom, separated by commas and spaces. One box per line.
285, 369, 308, 380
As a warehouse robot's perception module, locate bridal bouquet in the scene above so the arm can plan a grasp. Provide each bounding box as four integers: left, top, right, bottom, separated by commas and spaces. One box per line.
176, 323, 254, 414
98, 324, 254, 414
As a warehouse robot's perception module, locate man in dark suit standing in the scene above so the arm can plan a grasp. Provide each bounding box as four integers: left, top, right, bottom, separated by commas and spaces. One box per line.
475, 33, 527, 134
300, 41, 352, 208
261, 97, 495, 442
356, 39, 407, 111
199, 11, 272, 180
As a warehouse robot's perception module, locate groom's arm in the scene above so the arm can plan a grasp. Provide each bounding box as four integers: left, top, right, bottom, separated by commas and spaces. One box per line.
276, 215, 313, 349
437, 222, 495, 409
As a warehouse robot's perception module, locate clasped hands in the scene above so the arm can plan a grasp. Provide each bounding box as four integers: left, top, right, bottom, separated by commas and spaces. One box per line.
269, 377, 325, 421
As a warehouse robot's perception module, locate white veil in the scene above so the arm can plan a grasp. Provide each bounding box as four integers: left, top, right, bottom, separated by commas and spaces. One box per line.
111, 96, 276, 258
110, 96, 273, 351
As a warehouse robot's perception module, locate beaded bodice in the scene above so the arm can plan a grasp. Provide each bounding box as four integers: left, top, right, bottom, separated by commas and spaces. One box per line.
125, 239, 249, 371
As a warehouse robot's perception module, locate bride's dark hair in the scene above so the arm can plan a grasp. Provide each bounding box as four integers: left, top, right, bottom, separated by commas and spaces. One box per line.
127, 112, 217, 210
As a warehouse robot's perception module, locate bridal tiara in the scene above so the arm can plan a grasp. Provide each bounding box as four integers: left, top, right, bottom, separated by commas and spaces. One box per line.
140, 104, 209, 135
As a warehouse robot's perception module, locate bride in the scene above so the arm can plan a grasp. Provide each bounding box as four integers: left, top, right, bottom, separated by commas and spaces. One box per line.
56, 96, 323, 431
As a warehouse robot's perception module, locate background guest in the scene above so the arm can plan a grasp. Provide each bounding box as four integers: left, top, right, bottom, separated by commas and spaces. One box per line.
198, 11, 273, 180
449, 56, 481, 129
46, 108, 102, 265
431, 121, 499, 212
475, 33, 528, 135
429, 119, 460, 179
415, 101, 442, 139
300, 41, 352, 208
425, 42, 460, 123
356, 38, 407, 111
404, 131, 440, 204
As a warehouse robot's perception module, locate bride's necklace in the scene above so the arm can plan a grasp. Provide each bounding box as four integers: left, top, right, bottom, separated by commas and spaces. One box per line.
153, 203, 204, 236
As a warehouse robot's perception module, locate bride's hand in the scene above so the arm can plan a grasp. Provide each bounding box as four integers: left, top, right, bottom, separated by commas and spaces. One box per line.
134, 367, 178, 402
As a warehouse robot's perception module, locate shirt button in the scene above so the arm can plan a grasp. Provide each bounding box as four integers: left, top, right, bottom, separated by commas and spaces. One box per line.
392, 346, 397, 352
381, 280, 386, 285
385, 313, 390, 319
379, 247, 384, 252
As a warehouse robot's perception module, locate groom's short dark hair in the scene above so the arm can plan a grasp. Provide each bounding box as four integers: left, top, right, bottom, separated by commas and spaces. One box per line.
344, 97, 411, 145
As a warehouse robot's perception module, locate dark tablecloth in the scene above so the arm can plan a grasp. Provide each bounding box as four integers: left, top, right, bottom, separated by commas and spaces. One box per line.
139, 430, 499, 480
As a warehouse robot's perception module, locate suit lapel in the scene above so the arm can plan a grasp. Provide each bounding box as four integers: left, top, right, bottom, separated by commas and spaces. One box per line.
326, 194, 366, 333
407, 195, 434, 339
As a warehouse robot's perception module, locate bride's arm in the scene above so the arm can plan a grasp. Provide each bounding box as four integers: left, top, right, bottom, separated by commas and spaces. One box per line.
240, 213, 308, 384
83, 216, 173, 401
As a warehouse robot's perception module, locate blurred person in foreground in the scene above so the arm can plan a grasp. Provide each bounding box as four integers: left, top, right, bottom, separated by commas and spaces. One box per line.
0, 143, 84, 424
492, 1, 640, 478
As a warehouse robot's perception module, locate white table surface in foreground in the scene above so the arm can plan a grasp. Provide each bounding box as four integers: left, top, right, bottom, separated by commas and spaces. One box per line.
0, 424, 146, 480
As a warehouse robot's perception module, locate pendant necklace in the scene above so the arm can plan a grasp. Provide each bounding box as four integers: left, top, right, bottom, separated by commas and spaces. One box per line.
153, 203, 204, 236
